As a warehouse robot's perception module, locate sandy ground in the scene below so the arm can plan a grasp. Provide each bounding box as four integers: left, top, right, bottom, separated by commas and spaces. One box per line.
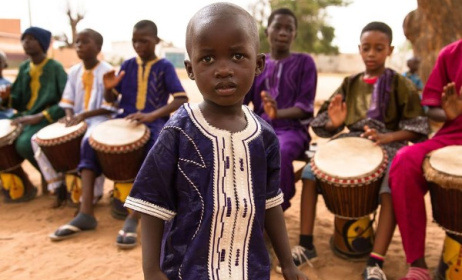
0, 72, 447, 280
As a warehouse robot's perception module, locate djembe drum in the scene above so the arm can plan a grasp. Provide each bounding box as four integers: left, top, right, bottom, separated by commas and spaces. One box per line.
34, 121, 88, 204
0, 119, 34, 201
311, 137, 388, 260
89, 118, 150, 219
423, 146, 462, 279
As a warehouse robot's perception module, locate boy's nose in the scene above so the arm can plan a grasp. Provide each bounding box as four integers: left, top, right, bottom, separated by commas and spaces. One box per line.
214, 64, 233, 78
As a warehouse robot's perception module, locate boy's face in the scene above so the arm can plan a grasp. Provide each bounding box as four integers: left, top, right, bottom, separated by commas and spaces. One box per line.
132, 27, 159, 61
21, 34, 43, 56
358, 31, 393, 74
265, 14, 297, 53
185, 16, 265, 107
75, 32, 100, 61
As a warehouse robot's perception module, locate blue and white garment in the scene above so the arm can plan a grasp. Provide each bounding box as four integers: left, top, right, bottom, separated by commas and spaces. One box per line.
125, 103, 283, 280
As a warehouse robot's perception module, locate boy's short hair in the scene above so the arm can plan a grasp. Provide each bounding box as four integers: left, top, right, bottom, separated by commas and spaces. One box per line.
360, 21, 393, 44
0, 51, 7, 68
79, 28, 104, 49
134, 20, 158, 37
186, 3, 259, 55
267, 8, 298, 29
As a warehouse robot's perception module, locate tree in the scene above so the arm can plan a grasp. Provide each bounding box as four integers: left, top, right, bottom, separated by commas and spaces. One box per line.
403, 0, 462, 83
250, 0, 350, 54
53, 0, 85, 48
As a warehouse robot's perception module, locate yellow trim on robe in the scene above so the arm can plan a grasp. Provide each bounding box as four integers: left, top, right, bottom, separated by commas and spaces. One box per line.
82, 62, 99, 110
60, 98, 75, 105
172, 92, 188, 98
136, 56, 159, 111
42, 110, 53, 123
27, 58, 50, 110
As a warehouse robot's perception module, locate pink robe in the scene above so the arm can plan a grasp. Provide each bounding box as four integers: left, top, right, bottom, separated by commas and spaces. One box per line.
389, 39, 462, 264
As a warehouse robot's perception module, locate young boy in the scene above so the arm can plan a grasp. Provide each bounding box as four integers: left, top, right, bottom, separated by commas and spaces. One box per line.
286, 22, 429, 279
50, 20, 188, 250
0, 51, 13, 119
389, 39, 462, 280
124, 3, 307, 279
0, 26, 67, 201
244, 8, 317, 211
402, 56, 424, 92
32, 28, 114, 206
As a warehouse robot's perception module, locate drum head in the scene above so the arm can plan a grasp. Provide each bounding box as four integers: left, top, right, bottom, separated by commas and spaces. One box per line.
36, 121, 85, 140
0, 119, 16, 140
314, 137, 384, 179
91, 119, 147, 146
429, 146, 462, 177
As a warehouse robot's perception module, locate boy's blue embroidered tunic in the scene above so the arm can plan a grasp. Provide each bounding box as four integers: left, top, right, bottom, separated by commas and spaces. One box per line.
125, 103, 283, 280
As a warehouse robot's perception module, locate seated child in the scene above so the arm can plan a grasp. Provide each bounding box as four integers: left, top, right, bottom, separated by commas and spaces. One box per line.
285, 22, 429, 280
124, 3, 307, 279
0, 51, 13, 119
50, 20, 188, 251
32, 28, 114, 206
389, 39, 462, 280
245, 8, 316, 211
0, 27, 67, 202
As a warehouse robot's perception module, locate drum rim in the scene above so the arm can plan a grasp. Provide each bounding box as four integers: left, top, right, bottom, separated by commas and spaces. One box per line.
311, 137, 388, 187
34, 122, 88, 147
89, 125, 150, 154
423, 156, 462, 190
0, 120, 22, 147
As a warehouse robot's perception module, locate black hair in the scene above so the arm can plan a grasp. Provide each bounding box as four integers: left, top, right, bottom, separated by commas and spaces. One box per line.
361, 21, 393, 44
267, 8, 298, 29
79, 28, 103, 48
134, 20, 158, 37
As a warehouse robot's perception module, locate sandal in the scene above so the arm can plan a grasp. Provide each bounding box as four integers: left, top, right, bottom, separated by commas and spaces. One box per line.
49, 224, 83, 241
116, 229, 138, 249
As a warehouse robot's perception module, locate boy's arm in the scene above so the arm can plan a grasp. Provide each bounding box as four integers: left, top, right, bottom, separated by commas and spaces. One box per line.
140, 213, 168, 280
126, 96, 188, 123
265, 206, 308, 280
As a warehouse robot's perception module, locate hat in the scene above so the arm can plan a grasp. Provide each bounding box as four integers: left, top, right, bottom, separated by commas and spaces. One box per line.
21, 27, 52, 52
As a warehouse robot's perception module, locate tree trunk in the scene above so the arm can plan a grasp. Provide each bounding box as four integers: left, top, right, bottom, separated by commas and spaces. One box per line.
403, 0, 462, 83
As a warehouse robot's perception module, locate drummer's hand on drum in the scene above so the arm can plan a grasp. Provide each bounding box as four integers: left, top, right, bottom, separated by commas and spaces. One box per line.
125, 112, 150, 124
261, 91, 278, 119
11, 113, 43, 126
361, 125, 392, 145
65, 114, 84, 127
327, 94, 347, 129
103, 70, 125, 90
0, 84, 11, 100
441, 82, 462, 120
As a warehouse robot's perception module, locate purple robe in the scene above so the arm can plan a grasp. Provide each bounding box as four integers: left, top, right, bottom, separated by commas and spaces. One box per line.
245, 53, 317, 210
125, 104, 283, 280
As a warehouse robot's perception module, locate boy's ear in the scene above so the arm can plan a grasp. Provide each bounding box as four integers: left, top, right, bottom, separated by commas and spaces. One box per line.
184, 60, 195, 80
388, 45, 394, 55
254, 53, 266, 76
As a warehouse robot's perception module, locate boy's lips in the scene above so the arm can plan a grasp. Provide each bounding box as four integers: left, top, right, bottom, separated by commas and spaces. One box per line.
215, 82, 237, 95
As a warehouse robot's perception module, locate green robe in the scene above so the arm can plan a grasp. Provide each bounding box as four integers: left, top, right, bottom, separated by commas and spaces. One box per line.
9, 58, 67, 168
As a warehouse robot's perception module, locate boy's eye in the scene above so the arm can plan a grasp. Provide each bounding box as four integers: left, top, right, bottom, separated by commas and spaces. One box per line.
232, 54, 244, 61
201, 56, 214, 63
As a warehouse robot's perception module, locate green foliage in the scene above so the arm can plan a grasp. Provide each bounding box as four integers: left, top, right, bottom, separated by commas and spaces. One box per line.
255, 0, 350, 54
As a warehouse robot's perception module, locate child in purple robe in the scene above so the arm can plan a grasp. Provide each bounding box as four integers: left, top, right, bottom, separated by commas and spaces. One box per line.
124, 3, 307, 280
244, 8, 317, 211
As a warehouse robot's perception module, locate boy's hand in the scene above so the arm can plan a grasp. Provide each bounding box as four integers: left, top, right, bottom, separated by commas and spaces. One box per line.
361, 125, 392, 145
441, 82, 462, 120
281, 265, 309, 280
0, 84, 11, 100
327, 94, 347, 128
126, 112, 153, 124
11, 113, 43, 126
64, 114, 84, 127
261, 91, 278, 119
103, 70, 125, 90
